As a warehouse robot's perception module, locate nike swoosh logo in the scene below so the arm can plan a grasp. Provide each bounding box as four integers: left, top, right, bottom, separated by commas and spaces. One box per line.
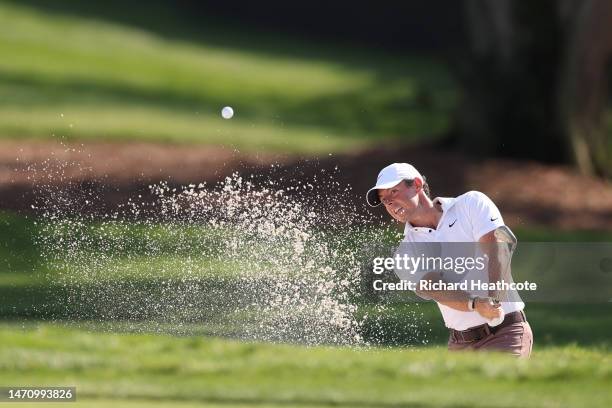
490, 217, 498, 221
449, 219, 457, 227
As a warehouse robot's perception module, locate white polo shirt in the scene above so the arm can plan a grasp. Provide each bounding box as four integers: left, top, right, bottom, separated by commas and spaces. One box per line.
401, 191, 524, 331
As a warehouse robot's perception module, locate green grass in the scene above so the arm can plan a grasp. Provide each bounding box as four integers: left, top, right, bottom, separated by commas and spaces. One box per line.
363, 302, 612, 347
512, 227, 612, 242
1, 213, 611, 406
0, 323, 610, 408
1, 211, 611, 346
0, 1, 455, 153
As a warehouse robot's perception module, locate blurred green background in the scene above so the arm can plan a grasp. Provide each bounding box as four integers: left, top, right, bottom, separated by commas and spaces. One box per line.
0, 1, 454, 153
0, 1, 611, 407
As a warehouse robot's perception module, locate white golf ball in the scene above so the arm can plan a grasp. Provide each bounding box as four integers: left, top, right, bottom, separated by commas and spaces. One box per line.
221, 106, 234, 119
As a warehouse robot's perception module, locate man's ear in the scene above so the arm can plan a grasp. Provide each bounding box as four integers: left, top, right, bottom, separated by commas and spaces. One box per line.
413, 177, 423, 191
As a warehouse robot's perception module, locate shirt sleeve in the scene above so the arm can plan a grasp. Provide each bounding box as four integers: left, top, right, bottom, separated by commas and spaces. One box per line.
394, 240, 441, 280
464, 191, 505, 240
393, 240, 438, 300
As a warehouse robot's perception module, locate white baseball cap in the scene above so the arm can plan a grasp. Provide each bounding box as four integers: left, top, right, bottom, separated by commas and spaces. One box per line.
366, 163, 423, 207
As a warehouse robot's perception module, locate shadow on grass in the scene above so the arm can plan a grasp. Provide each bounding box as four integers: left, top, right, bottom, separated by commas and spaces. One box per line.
3, 0, 451, 73
0, 0, 455, 144
0, 70, 444, 140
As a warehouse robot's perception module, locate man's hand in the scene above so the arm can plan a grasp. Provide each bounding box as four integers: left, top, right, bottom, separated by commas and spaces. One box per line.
474, 297, 503, 320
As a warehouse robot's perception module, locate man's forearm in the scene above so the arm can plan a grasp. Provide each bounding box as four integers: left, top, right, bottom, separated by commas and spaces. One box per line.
419, 288, 471, 312
479, 230, 512, 299
417, 272, 471, 312
416, 273, 504, 321
487, 251, 502, 298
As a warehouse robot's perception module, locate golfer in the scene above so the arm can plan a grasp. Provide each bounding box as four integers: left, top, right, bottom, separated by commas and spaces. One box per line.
367, 163, 532, 357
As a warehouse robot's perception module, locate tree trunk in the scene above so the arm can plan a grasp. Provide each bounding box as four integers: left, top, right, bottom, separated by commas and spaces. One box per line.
459, 0, 612, 177
558, 0, 612, 177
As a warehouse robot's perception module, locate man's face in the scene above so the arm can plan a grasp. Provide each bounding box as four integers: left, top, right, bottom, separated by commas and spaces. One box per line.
378, 180, 419, 223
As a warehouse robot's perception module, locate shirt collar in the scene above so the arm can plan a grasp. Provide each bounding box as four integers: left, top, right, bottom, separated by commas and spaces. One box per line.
403, 196, 458, 233
432, 196, 457, 212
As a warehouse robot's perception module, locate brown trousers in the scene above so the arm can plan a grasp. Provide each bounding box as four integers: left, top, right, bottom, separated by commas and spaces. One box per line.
448, 321, 533, 358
